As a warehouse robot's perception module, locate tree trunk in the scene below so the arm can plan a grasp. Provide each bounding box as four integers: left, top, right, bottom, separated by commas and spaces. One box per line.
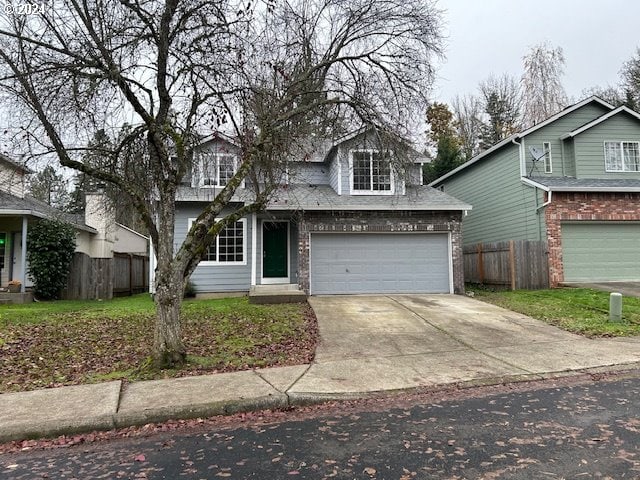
153, 270, 187, 368
150, 162, 186, 369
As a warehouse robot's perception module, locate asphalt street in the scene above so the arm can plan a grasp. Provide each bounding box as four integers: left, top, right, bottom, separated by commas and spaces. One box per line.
2, 374, 640, 479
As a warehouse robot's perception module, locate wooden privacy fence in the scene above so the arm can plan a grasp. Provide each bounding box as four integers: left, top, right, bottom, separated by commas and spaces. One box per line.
463, 240, 549, 290
113, 253, 149, 296
63, 252, 148, 300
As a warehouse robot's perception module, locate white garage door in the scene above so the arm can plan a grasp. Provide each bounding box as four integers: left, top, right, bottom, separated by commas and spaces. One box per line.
310, 233, 451, 294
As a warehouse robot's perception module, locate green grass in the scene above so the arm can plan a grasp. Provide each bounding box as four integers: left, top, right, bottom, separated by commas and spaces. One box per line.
470, 286, 640, 337
0, 294, 317, 393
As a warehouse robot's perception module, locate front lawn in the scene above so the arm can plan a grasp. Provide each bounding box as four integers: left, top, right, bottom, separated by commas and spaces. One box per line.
470, 286, 640, 337
0, 294, 317, 393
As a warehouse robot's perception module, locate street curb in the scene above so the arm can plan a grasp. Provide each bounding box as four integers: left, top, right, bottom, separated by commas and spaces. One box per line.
113, 393, 289, 429
0, 415, 116, 444
3, 364, 640, 444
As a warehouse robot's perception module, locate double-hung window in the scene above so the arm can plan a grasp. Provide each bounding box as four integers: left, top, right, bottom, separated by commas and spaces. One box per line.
197, 152, 238, 187
350, 150, 394, 194
188, 218, 246, 265
604, 141, 640, 172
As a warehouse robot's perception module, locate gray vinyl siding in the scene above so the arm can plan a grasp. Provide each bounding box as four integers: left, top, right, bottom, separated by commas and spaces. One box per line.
408, 163, 423, 185
439, 144, 546, 245
573, 113, 640, 179
289, 162, 330, 185
175, 203, 252, 292
522, 102, 610, 178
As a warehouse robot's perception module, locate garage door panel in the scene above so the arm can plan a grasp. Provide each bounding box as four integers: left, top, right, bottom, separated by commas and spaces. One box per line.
310, 233, 450, 294
562, 223, 640, 282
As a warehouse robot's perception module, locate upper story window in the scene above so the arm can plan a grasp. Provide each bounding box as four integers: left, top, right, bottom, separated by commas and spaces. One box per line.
188, 218, 246, 265
543, 142, 552, 174
350, 150, 394, 195
605, 141, 640, 172
195, 152, 238, 187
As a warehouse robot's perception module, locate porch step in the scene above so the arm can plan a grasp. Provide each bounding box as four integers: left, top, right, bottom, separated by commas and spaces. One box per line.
0, 292, 34, 304
248, 284, 307, 304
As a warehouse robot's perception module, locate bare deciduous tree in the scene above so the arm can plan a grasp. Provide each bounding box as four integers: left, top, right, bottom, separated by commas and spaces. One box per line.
0, 0, 444, 367
451, 94, 483, 160
521, 43, 568, 128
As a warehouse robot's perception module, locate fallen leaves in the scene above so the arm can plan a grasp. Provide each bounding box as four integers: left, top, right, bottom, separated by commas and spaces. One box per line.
0, 298, 318, 393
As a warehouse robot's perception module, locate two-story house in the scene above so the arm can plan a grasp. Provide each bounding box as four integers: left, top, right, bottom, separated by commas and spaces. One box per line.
165, 129, 471, 296
431, 96, 640, 287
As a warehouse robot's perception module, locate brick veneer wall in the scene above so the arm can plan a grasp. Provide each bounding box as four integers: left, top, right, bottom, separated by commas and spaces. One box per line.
545, 192, 640, 286
297, 210, 465, 294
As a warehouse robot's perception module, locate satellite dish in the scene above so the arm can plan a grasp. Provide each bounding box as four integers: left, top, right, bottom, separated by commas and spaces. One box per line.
529, 145, 546, 162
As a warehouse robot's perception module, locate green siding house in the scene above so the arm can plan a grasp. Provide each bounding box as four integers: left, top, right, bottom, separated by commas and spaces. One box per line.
431, 97, 640, 287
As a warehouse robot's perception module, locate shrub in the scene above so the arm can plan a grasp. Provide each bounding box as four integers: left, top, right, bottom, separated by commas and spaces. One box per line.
27, 218, 76, 300
183, 280, 196, 298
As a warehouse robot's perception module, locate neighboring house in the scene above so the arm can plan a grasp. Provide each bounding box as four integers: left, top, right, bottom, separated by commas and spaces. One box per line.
430, 96, 640, 287
158, 129, 471, 296
0, 155, 148, 295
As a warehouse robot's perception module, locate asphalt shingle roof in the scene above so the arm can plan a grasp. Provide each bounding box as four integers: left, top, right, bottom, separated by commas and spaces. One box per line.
176, 184, 472, 211
528, 176, 640, 192
0, 191, 97, 232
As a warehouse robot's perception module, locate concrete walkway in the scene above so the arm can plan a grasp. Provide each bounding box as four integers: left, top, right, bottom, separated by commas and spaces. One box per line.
2, 294, 640, 442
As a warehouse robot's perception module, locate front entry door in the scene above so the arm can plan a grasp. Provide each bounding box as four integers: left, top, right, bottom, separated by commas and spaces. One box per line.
263, 222, 288, 279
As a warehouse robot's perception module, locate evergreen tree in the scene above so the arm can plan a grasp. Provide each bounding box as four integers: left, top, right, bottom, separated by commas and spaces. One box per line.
424, 103, 463, 183
479, 74, 521, 149
28, 165, 70, 211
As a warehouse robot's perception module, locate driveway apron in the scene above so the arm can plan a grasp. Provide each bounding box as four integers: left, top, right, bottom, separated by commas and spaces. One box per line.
288, 294, 640, 396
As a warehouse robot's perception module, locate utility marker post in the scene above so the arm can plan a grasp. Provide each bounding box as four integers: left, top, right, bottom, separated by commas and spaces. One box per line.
609, 292, 623, 323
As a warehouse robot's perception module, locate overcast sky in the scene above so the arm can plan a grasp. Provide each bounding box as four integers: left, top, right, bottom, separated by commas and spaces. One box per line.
433, 0, 640, 104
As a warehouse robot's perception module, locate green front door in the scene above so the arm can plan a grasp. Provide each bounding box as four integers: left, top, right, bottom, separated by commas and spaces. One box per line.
263, 222, 288, 278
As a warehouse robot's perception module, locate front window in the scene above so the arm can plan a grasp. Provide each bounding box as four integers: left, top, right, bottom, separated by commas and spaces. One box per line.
188, 218, 246, 265
605, 141, 640, 172
351, 150, 393, 194
197, 153, 238, 187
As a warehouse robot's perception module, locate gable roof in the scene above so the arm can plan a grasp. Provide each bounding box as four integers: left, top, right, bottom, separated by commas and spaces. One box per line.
561, 105, 640, 139
327, 127, 428, 164
430, 96, 616, 186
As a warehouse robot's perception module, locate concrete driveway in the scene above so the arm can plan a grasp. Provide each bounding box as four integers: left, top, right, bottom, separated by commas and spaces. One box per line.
288, 294, 640, 396
565, 282, 640, 298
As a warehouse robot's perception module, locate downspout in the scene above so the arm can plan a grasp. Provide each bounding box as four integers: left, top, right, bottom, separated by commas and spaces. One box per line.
536, 189, 552, 211
512, 136, 525, 177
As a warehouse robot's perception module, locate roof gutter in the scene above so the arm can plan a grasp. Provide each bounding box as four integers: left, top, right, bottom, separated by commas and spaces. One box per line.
519, 177, 552, 212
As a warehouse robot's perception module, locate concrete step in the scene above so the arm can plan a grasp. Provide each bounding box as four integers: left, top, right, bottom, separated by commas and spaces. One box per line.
248, 284, 307, 304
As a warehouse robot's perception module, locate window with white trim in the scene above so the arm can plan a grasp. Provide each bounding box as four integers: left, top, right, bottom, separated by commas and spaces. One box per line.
543, 142, 552, 173
188, 218, 246, 265
195, 152, 238, 187
350, 150, 394, 194
605, 141, 640, 172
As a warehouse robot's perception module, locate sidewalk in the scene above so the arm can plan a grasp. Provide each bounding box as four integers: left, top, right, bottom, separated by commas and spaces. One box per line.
2, 294, 640, 443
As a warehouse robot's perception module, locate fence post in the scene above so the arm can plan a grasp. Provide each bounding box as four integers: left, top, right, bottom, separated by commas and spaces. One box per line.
509, 240, 516, 290
477, 243, 484, 284
129, 254, 134, 296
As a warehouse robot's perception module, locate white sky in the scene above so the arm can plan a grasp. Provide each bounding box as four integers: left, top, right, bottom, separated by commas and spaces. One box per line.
433, 0, 640, 104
